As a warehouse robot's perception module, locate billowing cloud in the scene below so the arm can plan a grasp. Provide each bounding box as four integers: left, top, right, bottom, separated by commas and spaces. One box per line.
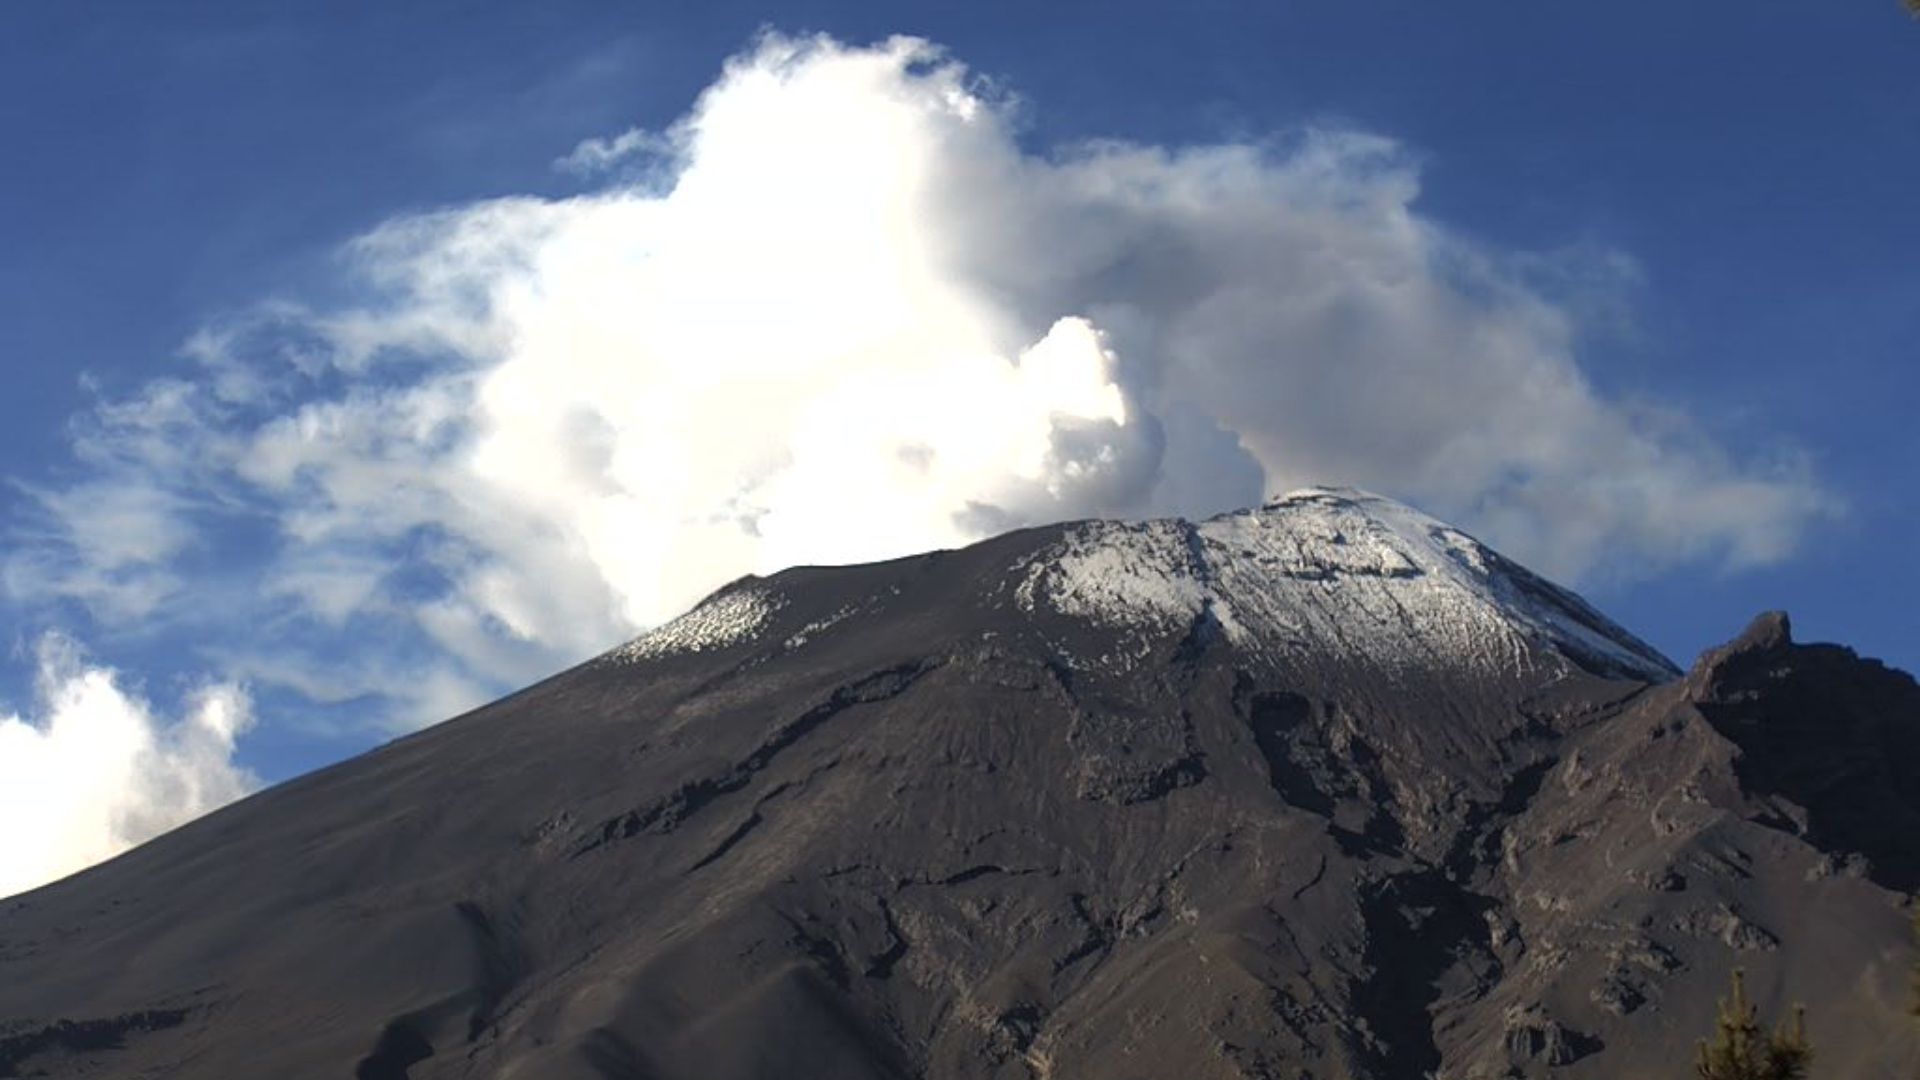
0, 635, 255, 898
7, 31, 1832, 749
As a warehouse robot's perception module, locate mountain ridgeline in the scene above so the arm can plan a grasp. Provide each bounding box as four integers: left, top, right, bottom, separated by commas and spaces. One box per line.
2, 488, 1917, 1079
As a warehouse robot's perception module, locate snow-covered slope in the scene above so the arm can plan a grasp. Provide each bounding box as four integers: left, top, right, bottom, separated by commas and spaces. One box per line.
1016, 486, 1677, 682
614, 486, 1676, 684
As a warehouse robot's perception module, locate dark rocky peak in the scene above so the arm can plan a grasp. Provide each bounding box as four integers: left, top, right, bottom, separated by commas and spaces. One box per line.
1683, 610, 1920, 891
1726, 608, 1794, 655
1684, 609, 1795, 703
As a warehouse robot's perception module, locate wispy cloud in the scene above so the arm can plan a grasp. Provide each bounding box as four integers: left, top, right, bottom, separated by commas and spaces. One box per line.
554, 127, 672, 178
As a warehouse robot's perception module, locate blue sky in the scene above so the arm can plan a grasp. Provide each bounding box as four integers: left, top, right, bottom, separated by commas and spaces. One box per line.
0, 1, 1914, 894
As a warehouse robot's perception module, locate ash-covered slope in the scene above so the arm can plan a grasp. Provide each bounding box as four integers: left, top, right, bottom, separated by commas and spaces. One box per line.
2, 489, 1915, 1080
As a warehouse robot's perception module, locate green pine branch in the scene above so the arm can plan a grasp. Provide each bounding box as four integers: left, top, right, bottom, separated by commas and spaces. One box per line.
1911, 907, 1920, 1018
1695, 970, 1812, 1080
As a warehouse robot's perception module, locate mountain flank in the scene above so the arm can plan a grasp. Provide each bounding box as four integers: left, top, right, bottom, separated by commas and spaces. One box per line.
2, 488, 1916, 1079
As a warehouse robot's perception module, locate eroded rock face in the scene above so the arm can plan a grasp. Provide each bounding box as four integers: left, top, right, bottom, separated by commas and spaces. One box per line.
1, 491, 1915, 1080
1684, 610, 1920, 892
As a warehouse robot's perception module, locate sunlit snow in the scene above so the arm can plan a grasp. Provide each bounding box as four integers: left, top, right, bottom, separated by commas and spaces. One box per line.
1018, 487, 1676, 681
611, 488, 1676, 684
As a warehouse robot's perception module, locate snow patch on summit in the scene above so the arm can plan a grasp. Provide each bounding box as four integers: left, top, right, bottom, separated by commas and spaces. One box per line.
613, 582, 781, 663
1013, 520, 1214, 633
1018, 487, 1676, 682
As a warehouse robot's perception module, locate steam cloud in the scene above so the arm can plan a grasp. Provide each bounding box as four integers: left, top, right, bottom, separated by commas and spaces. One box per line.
0, 33, 1830, 892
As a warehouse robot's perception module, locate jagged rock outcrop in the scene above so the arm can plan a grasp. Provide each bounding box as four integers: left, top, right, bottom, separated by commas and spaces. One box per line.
1, 488, 1915, 1079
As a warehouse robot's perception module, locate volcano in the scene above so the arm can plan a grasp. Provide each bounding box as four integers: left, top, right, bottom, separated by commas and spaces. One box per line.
3, 487, 1916, 1078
